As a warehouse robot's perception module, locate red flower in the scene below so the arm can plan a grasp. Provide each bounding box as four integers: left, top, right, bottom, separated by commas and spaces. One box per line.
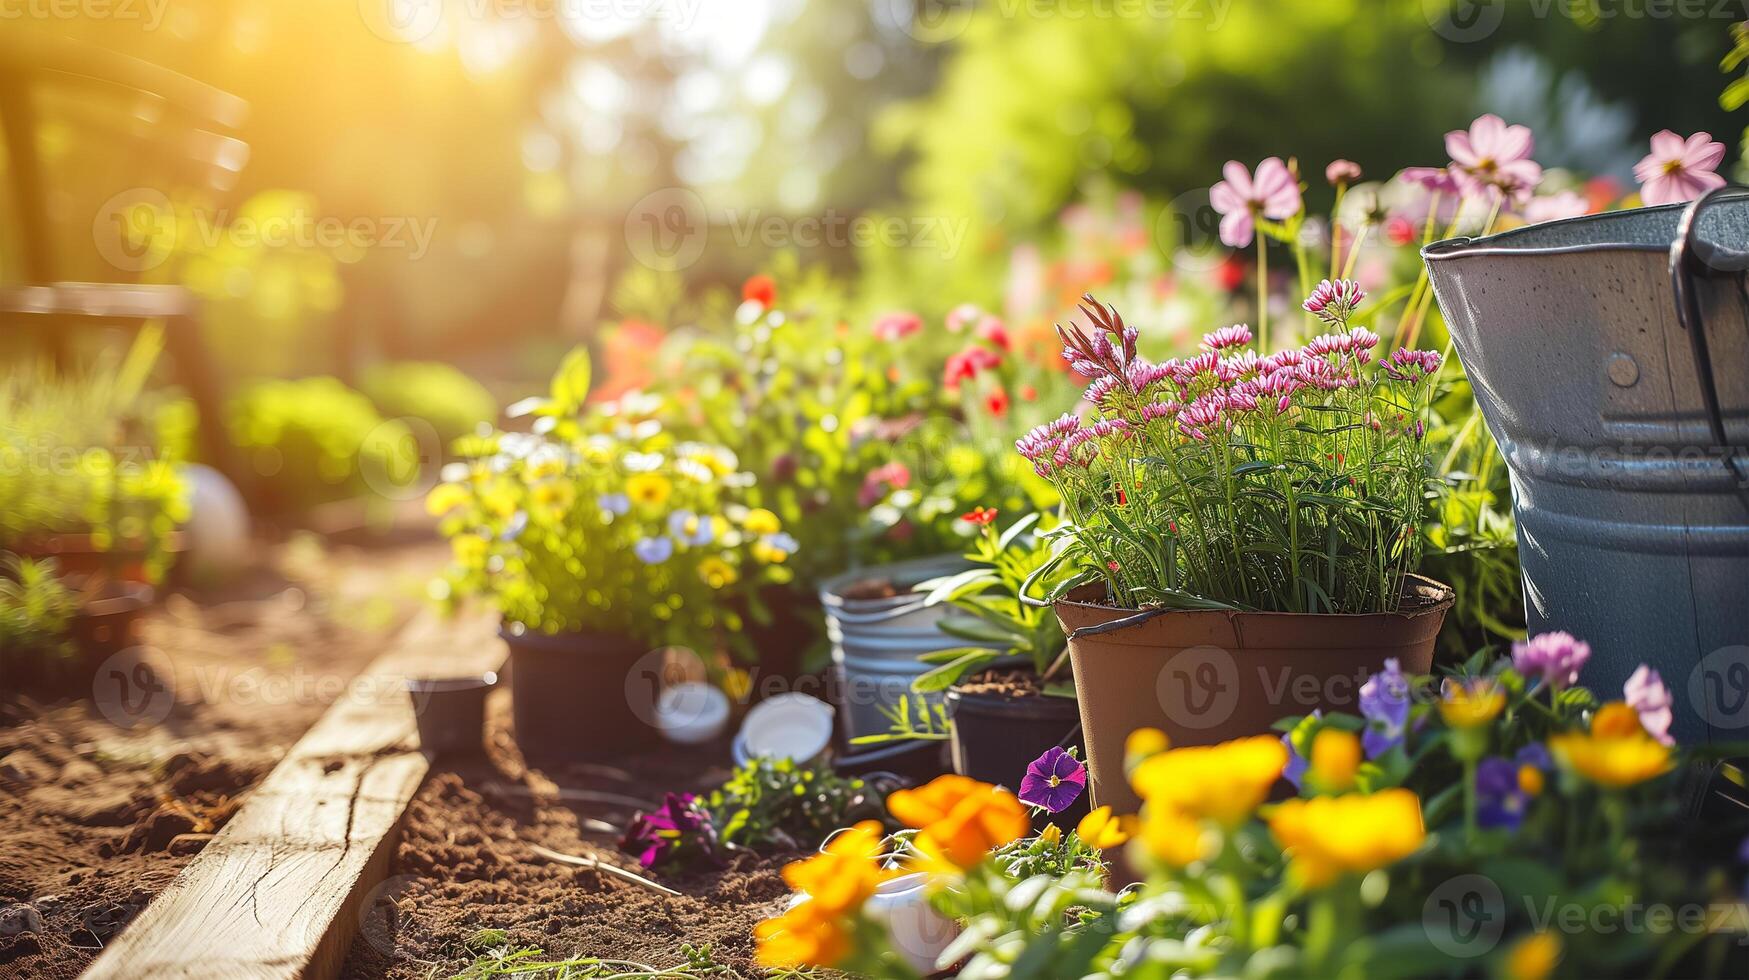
857, 461, 912, 508
975, 316, 1012, 351
985, 387, 1011, 418
1384, 216, 1416, 246
961, 506, 998, 526
1115, 487, 1127, 505
1214, 254, 1246, 292
944, 345, 1002, 390
742, 274, 777, 309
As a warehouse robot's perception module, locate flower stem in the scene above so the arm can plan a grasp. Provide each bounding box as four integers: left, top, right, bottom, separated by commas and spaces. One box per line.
1257, 235, 1270, 352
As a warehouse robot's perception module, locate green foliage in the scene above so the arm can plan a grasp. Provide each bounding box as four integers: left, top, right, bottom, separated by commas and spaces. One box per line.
227, 376, 414, 514
449, 929, 728, 978
912, 511, 1071, 691
0, 330, 190, 582
359, 361, 498, 446
705, 756, 890, 853
0, 555, 79, 671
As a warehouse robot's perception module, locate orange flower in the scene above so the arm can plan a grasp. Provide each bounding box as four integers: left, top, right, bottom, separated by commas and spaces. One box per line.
755, 900, 849, 969
742, 274, 777, 309
1309, 729, 1362, 792
891, 775, 1029, 873
1268, 788, 1426, 889
756, 820, 891, 969
1549, 701, 1675, 788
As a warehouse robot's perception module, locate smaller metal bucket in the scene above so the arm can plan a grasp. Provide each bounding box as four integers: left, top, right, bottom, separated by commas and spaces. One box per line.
819, 554, 1003, 742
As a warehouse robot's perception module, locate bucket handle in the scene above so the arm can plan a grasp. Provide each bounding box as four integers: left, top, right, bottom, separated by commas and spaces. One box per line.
1668, 185, 1749, 492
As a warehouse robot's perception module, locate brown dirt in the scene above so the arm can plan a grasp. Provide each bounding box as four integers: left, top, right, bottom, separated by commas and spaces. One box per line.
838, 578, 901, 601
954, 666, 1045, 698
0, 536, 446, 980
338, 707, 798, 980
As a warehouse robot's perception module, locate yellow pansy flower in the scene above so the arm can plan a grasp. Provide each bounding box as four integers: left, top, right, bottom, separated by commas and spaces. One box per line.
1309, 728, 1362, 792
1503, 931, 1562, 980
698, 556, 739, 590
1076, 805, 1137, 850
625, 472, 672, 508
1138, 803, 1211, 868
744, 507, 782, 535
1267, 788, 1426, 889
1439, 679, 1506, 729
1548, 701, 1674, 788
1129, 735, 1287, 828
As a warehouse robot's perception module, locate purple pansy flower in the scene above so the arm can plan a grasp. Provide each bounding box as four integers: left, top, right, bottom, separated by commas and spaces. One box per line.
1360, 659, 1410, 759
619, 792, 720, 871
1476, 757, 1530, 830
1512, 631, 1591, 691
1018, 746, 1086, 813
1624, 665, 1676, 746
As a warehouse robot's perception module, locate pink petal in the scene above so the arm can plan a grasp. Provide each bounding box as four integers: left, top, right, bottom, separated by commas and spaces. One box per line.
1469, 114, 1506, 155
1219, 210, 1255, 248
1253, 157, 1303, 219
1633, 151, 1665, 185
1209, 180, 1246, 215
1683, 133, 1725, 172
1640, 174, 1683, 206
1220, 160, 1255, 199
1647, 129, 1686, 159
1492, 123, 1534, 164
1445, 130, 1479, 168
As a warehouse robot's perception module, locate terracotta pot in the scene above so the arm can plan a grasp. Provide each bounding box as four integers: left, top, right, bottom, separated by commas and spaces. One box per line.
1055, 576, 1454, 813
945, 684, 1088, 830
501, 626, 652, 763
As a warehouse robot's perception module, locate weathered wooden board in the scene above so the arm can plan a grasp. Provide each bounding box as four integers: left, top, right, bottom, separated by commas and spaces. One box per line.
84, 609, 502, 980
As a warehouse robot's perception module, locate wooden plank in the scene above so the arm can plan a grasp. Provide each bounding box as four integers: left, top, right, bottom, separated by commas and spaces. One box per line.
84, 609, 503, 980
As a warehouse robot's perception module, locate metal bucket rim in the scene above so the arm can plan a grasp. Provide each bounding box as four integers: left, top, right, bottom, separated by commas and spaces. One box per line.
1422, 200, 1698, 263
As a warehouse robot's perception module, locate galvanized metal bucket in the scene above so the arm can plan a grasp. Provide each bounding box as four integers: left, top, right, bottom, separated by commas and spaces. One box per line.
1423, 189, 1749, 744
819, 554, 1004, 743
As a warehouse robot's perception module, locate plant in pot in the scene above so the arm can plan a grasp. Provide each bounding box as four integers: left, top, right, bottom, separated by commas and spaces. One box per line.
905, 508, 1088, 827
429, 348, 797, 763
1018, 288, 1455, 811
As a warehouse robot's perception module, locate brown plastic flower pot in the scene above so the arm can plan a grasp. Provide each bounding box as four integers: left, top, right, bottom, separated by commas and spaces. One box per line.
1055, 576, 1454, 814
502, 625, 652, 763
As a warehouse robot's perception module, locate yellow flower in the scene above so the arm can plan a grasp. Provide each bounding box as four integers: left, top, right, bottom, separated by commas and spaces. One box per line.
744, 507, 782, 535
698, 556, 739, 590
1138, 803, 1211, 868
1125, 727, 1169, 771
530, 480, 575, 513
450, 533, 488, 565
426, 482, 470, 516
1076, 806, 1137, 850
625, 472, 672, 508
890, 775, 1030, 873
1518, 765, 1545, 797
1130, 735, 1287, 828
1503, 931, 1562, 980
1309, 729, 1361, 792
1267, 788, 1426, 889
1037, 824, 1062, 846
1439, 679, 1506, 729
1548, 702, 1674, 788
751, 540, 789, 565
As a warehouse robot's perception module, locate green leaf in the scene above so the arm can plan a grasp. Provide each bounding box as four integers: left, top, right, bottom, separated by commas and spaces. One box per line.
912, 650, 1002, 692
549, 346, 593, 413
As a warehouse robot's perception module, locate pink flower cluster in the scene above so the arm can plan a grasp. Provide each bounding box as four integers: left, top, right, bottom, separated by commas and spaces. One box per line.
1017, 291, 1441, 471
1302, 278, 1367, 326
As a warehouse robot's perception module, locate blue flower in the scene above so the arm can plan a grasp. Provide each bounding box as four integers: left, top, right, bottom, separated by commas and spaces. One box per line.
1360, 658, 1409, 758
763, 531, 799, 555
668, 509, 714, 546
634, 536, 674, 564
598, 493, 631, 517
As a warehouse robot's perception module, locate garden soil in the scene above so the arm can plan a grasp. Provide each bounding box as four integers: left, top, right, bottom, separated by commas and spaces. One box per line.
337, 710, 797, 979
0, 537, 447, 980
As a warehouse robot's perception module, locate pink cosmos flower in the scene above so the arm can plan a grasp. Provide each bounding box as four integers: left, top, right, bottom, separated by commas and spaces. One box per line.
1400, 166, 1460, 196
1446, 114, 1543, 203
1210, 157, 1302, 248
1326, 159, 1362, 185
1624, 665, 1676, 746
1521, 189, 1590, 224
873, 311, 923, 341
1634, 130, 1726, 206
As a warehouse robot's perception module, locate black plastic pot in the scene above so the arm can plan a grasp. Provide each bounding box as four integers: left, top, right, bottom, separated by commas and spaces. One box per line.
406, 673, 496, 759
946, 685, 1089, 829
501, 626, 651, 762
